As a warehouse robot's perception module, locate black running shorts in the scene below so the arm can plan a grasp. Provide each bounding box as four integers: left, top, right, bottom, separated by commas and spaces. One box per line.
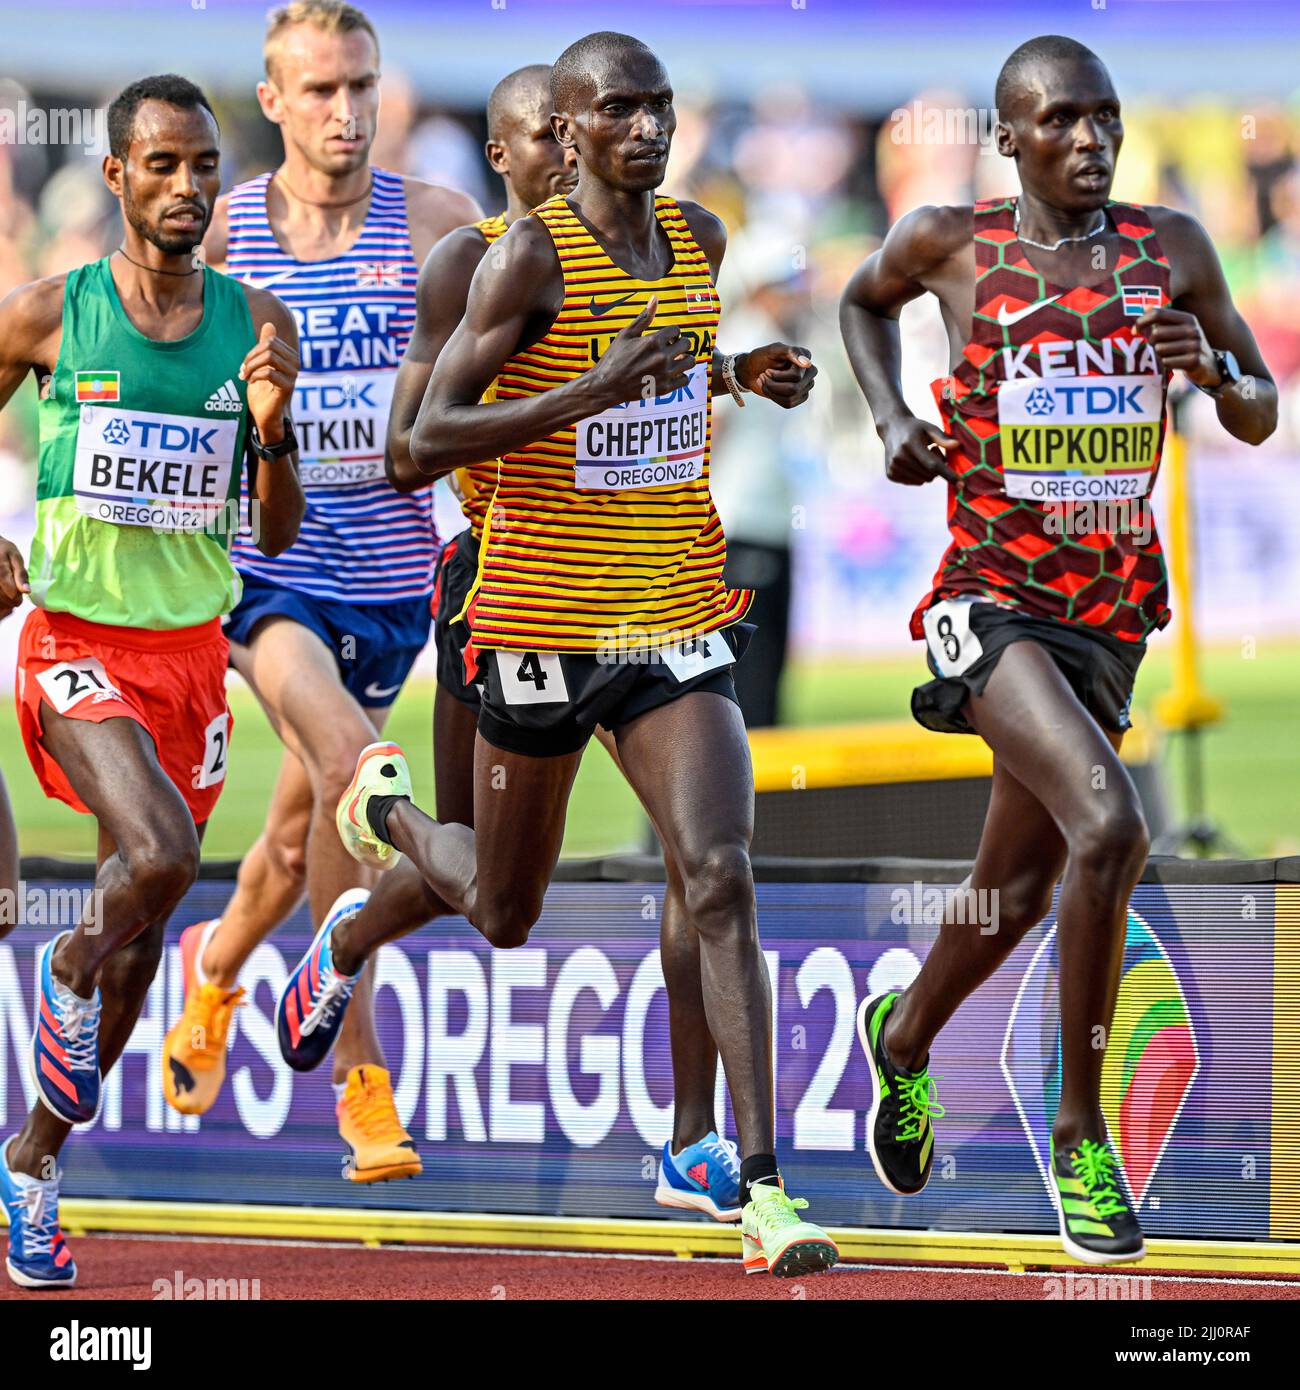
478, 622, 755, 757
431, 528, 482, 710
911, 599, 1146, 736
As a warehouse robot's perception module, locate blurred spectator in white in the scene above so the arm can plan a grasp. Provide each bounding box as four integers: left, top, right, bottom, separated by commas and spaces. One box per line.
734, 82, 853, 234
713, 230, 816, 726
409, 105, 490, 207
370, 65, 418, 176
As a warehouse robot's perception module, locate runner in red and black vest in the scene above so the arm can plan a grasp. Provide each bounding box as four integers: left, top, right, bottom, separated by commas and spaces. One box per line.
840, 35, 1275, 1264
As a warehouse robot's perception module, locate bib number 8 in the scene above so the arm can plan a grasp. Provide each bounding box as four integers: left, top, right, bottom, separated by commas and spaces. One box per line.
922, 599, 985, 678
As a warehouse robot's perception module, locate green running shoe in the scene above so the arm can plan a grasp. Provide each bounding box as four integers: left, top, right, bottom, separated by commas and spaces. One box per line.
740, 1181, 839, 1278
1051, 1137, 1146, 1265
857, 991, 944, 1195
336, 741, 412, 870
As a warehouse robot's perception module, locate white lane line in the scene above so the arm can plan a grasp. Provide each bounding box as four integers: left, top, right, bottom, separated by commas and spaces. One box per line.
77, 1234, 1300, 1288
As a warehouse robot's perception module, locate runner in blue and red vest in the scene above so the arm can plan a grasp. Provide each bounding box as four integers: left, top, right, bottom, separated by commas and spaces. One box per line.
840, 34, 1276, 1264
160, 0, 480, 1184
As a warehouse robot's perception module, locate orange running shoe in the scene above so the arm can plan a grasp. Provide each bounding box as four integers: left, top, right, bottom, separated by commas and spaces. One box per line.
161, 921, 245, 1116
337, 1065, 422, 1183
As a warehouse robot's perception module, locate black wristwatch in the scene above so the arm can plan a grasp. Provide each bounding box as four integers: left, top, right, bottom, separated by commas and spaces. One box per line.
1197, 349, 1241, 398
248, 418, 298, 461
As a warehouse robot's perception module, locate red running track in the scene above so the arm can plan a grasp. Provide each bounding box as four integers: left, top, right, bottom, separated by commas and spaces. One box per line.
2, 1236, 1298, 1300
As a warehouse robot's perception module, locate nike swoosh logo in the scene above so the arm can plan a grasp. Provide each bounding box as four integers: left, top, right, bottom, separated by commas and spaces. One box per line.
364, 682, 402, 701
240, 265, 313, 292
996, 294, 1062, 327
588, 292, 640, 317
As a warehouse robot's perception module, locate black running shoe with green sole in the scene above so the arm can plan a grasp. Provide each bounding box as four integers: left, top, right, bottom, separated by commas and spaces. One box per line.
1051, 1137, 1146, 1265
856, 991, 944, 1196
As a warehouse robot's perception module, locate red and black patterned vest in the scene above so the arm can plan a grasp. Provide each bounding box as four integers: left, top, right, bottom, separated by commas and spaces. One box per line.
914, 197, 1173, 644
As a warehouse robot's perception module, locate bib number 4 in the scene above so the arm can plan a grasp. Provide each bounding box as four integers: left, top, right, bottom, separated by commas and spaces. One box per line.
921, 599, 985, 678
658, 631, 734, 684
495, 650, 569, 706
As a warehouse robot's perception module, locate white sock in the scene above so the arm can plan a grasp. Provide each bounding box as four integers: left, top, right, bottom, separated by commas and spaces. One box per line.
192, 920, 221, 989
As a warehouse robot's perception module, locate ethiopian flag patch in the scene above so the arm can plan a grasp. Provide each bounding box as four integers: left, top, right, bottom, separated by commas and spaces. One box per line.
74, 370, 120, 403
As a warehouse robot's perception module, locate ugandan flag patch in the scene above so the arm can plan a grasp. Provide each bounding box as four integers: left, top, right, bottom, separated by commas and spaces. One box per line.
74, 370, 120, 403
685, 284, 713, 313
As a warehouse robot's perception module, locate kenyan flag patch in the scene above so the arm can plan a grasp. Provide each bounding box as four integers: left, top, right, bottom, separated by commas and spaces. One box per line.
74, 370, 120, 403
1121, 285, 1162, 317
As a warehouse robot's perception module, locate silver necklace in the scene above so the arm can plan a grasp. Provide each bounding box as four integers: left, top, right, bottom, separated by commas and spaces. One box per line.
1014, 203, 1108, 251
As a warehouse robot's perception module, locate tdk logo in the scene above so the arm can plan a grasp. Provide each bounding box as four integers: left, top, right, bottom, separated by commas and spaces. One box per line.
1022, 384, 1147, 418
104, 418, 221, 454
609, 377, 699, 413
295, 381, 381, 410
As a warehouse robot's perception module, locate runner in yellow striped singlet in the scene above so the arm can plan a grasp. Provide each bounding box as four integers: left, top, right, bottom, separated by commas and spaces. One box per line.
355, 65, 755, 1224
278, 32, 840, 1278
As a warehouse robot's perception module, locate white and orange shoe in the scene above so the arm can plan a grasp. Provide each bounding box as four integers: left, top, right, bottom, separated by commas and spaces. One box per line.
162, 920, 245, 1116
336, 741, 411, 870
337, 1065, 422, 1183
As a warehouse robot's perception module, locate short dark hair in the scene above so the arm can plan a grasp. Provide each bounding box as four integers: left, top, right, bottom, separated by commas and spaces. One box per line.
487, 64, 552, 143
995, 35, 1105, 118
551, 31, 659, 115
107, 74, 217, 160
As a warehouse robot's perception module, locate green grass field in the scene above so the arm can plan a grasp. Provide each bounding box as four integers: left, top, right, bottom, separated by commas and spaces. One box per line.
3, 639, 1296, 862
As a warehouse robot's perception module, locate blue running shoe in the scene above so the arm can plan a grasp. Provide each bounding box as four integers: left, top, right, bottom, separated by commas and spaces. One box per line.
276, 889, 369, 1072
655, 1132, 742, 1221
31, 933, 101, 1125
1, 1136, 76, 1288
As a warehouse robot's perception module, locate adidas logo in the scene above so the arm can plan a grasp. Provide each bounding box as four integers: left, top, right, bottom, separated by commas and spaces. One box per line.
204, 379, 243, 413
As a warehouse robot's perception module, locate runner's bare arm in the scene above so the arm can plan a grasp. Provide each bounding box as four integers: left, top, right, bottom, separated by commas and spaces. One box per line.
402, 178, 485, 268
239, 285, 305, 557
385, 225, 490, 493
412, 217, 693, 477
1143, 206, 1277, 446
202, 193, 231, 273
681, 200, 818, 410
840, 205, 969, 485
0, 278, 66, 611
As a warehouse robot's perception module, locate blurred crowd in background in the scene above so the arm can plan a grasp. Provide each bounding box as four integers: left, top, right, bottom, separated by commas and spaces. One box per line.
3, 74, 1299, 721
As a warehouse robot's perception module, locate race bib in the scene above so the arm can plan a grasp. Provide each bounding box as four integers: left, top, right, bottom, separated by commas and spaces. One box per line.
494, 651, 569, 705
196, 711, 230, 789
574, 363, 708, 492
658, 630, 734, 684
293, 369, 395, 487
922, 598, 985, 678
74, 405, 238, 531
36, 658, 124, 715
999, 374, 1163, 501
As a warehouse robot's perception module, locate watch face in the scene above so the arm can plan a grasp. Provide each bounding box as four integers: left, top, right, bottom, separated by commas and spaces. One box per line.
1219, 350, 1241, 383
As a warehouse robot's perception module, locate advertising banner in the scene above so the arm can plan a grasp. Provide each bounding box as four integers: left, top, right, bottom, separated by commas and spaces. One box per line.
0, 880, 1288, 1239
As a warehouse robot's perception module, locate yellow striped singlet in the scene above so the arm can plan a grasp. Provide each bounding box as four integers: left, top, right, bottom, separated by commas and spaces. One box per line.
448, 212, 509, 540
464, 194, 751, 652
